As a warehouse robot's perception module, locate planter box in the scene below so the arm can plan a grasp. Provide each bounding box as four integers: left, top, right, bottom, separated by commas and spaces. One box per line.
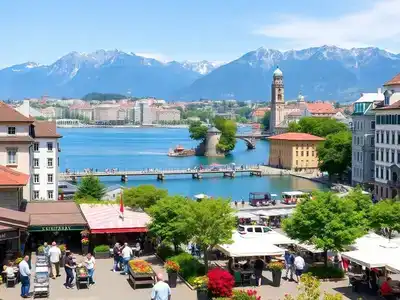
196, 290, 209, 300
168, 272, 177, 288
272, 270, 282, 287
128, 266, 155, 289
94, 251, 110, 259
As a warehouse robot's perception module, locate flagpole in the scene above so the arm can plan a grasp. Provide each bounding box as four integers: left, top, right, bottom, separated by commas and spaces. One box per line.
120, 192, 124, 221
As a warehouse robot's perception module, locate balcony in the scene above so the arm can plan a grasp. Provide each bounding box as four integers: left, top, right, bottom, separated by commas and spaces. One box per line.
388, 180, 400, 188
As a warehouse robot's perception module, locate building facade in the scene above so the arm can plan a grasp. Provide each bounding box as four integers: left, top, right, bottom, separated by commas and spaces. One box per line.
268, 132, 324, 171
351, 90, 384, 187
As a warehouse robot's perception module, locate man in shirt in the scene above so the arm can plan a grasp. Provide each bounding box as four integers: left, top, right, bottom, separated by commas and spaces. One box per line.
294, 254, 305, 283
19, 255, 31, 298
121, 242, 133, 274
151, 273, 171, 300
43, 242, 50, 265
381, 277, 395, 300
64, 251, 76, 288
48, 241, 62, 279
284, 250, 295, 281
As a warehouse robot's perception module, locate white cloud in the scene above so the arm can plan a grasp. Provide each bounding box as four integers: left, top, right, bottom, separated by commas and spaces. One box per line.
255, 0, 400, 51
135, 52, 171, 62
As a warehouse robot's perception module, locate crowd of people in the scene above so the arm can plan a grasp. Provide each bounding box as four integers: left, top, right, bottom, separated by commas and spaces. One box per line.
111, 241, 142, 274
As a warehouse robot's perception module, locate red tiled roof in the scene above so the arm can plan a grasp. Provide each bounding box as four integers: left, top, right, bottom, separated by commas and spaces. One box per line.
384, 73, 400, 86
376, 100, 400, 110
0, 166, 29, 186
252, 107, 270, 117
0, 136, 34, 143
69, 103, 92, 110
306, 102, 335, 114
268, 132, 325, 141
0, 102, 34, 123
33, 121, 62, 138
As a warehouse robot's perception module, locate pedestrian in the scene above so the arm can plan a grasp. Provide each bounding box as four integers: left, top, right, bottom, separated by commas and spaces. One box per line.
254, 256, 264, 287
284, 250, 295, 281
48, 241, 61, 279
294, 254, 305, 283
241, 198, 245, 208
112, 242, 121, 272
121, 242, 133, 274
19, 255, 31, 298
43, 242, 50, 264
151, 273, 171, 300
234, 201, 238, 208
85, 253, 96, 285
64, 251, 76, 289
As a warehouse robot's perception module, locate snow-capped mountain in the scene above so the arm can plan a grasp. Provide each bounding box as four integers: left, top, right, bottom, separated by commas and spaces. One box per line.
1, 46, 400, 100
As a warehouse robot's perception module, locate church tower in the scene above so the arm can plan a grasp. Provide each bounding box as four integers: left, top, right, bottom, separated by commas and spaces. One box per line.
269, 66, 285, 134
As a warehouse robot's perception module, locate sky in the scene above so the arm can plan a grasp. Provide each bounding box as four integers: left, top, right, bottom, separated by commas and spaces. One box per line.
0, 0, 399, 68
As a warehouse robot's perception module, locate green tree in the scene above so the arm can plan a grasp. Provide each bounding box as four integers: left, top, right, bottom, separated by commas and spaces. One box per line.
147, 196, 192, 253
123, 185, 168, 210
288, 117, 348, 137
188, 121, 208, 141
75, 175, 106, 200
317, 131, 352, 179
343, 187, 372, 229
215, 117, 237, 153
236, 107, 252, 119
186, 198, 236, 272
261, 111, 271, 130
369, 199, 400, 240
283, 191, 366, 267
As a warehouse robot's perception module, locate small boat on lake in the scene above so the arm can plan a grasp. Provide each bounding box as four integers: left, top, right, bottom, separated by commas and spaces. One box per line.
168, 145, 195, 157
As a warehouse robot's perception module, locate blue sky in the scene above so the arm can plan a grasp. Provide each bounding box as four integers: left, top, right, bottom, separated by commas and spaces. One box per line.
0, 0, 398, 67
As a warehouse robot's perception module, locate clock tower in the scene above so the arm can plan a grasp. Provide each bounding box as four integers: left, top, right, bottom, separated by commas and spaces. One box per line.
269, 66, 285, 134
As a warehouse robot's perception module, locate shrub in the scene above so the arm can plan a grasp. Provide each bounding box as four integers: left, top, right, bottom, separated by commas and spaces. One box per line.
207, 268, 235, 298
165, 260, 180, 273
170, 252, 205, 280
307, 266, 345, 279
94, 245, 109, 253
156, 243, 177, 260
232, 290, 261, 300
190, 275, 208, 291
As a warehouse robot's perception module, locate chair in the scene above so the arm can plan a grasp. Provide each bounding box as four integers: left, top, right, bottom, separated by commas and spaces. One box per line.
242, 273, 252, 286
6, 275, 17, 287
234, 271, 242, 286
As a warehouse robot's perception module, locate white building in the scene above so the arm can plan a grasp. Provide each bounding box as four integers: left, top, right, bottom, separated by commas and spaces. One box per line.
155, 108, 181, 122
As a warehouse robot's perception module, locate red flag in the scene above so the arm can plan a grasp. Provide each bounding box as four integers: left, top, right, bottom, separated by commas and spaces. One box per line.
120, 193, 124, 214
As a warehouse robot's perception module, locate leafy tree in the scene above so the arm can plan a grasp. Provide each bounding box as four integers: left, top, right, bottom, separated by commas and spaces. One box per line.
317, 131, 352, 179
369, 200, 400, 240
283, 191, 366, 266
185, 198, 236, 272
261, 111, 271, 130
123, 185, 168, 210
147, 196, 192, 253
236, 107, 252, 119
215, 117, 237, 153
288, 117, 348, 137
75, 175, 106, 200
82, 92, 127, 101
189, 121, 208, 141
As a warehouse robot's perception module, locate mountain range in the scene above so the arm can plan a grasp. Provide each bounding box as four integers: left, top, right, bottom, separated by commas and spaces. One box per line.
1, 46, 400, 102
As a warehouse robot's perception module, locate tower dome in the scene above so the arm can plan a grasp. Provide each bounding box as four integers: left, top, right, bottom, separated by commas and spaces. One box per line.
298, 92, 305, 103
273, 66, 283, 77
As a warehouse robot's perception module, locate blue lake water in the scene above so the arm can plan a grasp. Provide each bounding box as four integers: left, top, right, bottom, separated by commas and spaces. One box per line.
58, 128, 325, 200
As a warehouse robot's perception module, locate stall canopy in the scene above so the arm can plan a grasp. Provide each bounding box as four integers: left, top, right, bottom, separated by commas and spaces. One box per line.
256, 209, 294, 217
217, 232, 285, 257
235, 211, 258, 220
80, 204, 151, 234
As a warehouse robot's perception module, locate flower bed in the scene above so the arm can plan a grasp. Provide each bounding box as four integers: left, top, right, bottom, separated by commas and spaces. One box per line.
129, 260, 153, 275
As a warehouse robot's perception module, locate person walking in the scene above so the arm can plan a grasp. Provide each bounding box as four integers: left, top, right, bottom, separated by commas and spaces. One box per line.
294, 254, 305, 283
85, 253, 96, 285
121, 242, 133, 274
43, 242, 50, 266
64, 251, 76, 288
151, 273, 171, 300
19, 255, 31, 298
254, 257, 265, 287
284, 250, 295, 281
112, 242, 121, 272
48, 241, 61, 279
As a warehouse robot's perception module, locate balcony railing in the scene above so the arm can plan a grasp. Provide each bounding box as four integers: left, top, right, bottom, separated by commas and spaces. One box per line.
388, 180, 400, 188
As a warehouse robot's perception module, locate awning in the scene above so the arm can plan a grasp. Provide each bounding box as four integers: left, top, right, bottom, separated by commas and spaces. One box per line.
80, 204, 150, 234
235, 212, 258, 220
0, 207, 29, 228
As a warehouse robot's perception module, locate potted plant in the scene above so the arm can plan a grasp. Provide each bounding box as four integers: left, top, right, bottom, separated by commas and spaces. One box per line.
94, 245, 110, 259
268, 261, 284, 287
81, 237, 89, 254
59, 244, 67, 267
231, 289, 261, 300
192, 276, 209, 300
37, 245, 45, 255
165, 260, 180, 288
207, 268, 234, 298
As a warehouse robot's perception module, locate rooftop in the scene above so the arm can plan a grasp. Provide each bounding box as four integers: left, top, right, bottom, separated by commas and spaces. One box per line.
33, 121, 62, 138
376, 99, 400, 110
0, 207, 30, 228
305, 102, 336, 114
0, 102, 34, 123
208, 126, 221, 133
268, 132, 325, 141
0, 166, 29, 186
384, 73, 400, 86
355, 92, 385, 103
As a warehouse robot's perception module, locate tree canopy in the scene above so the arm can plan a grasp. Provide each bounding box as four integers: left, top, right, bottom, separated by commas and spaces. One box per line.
283, 191, 367, 266
75, 175, 106, 200
123, 185, 168, 210
147, 195, 193, 253
214, 117, 237, 153
188, 121, 208, 141
369, 199, 400, 240
82, 92, 127, 101
261, 111, 270, 130
288, 117, 349, 138
317, 131, 352, 178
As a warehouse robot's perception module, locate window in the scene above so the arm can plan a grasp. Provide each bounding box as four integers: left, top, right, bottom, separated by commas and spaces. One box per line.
7, 148, 17, 165
296, 151, 298, 156
381, 168, 384, 179
34, 174, 39, 184
392, 151, 395, 163
398, 134, 400, 145
312, 151, 315, 157
301, 151, 304, 156
381, 132, 384, 143
371, 153, 375, 161
381, 150, 384, 161
377, 150, 380, 161
47, 174, 53, 183
296, 160, 298, 165
376, 167, 379, 178
386, 132, 390, 144
47, 190, 54, 200
247, 228, 253, 233
7, 127, 16, 135
33, 191, 39, 200
306, 151, 309, 157
386, 169, 390, 180
47, 158, 53, 168
398, 152, 400, 164
387, 150, 390, 162
393, 133, 396, 145
47, 142, 53, 151
33, 158, 39, 168
376, 132, 379, 143
356, 137, 360, 145
371, 121, 375, 130
34, 143, 39, 152
254, 227, 262, 233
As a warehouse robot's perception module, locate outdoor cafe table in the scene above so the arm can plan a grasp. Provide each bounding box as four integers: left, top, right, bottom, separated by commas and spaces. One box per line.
1, 267, 19, 283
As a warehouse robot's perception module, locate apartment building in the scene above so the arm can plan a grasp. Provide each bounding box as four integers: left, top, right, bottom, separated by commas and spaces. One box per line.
351, 90, 384, 187
374, 74, 400, 199
70, 103, 94, 121
155, 108, 181, 122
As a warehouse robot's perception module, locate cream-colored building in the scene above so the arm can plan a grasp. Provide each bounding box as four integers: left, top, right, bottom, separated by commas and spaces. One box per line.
155, 108, 181, 123
70, 104, 94, 121
268, 132, 325, 171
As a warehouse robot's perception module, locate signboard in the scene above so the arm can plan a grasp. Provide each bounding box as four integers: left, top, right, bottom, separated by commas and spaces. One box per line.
0, 230, 19, 241
28, 225, 86, 232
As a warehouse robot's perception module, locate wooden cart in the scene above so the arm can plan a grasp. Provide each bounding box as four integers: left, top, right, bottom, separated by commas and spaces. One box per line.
128, 265, 155, 289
